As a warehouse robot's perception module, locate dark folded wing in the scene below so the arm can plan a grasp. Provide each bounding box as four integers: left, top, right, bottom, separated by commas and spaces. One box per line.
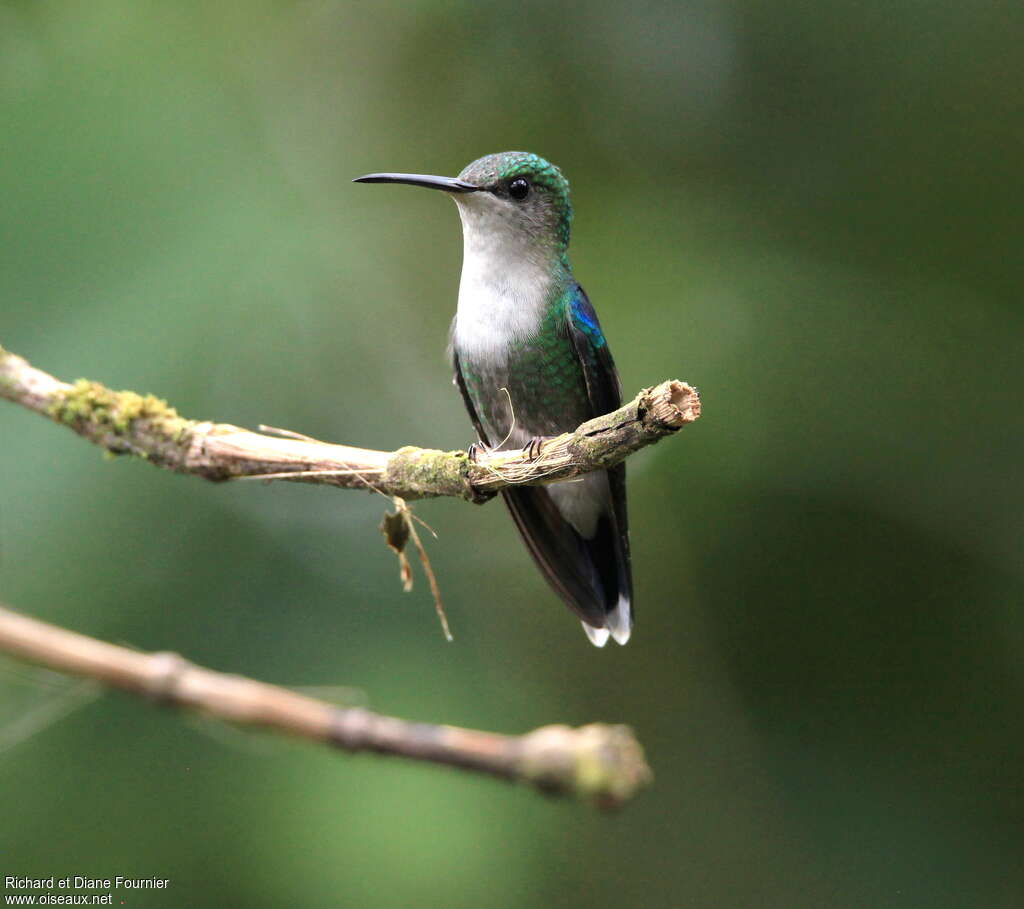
565, 284, 633, 620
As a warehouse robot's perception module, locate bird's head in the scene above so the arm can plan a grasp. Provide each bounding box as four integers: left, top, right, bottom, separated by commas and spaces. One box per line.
355, 151, 573, 262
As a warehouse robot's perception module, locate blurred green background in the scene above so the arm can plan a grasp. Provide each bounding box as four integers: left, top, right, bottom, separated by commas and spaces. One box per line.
2, 1, 1023, 906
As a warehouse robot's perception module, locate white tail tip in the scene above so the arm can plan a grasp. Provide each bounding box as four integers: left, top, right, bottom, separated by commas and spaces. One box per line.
581, 597, 632, 647
607, 596, 632, 645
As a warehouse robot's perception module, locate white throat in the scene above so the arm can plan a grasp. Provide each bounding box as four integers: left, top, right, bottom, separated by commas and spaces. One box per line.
451, 194, 556, 363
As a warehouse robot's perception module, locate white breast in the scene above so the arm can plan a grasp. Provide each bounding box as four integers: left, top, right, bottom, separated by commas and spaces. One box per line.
451, 194, 552, 363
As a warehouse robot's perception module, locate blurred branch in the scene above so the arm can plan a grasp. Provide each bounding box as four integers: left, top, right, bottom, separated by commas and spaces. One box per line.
0, 603, 651, 808
0, 345, 700, 503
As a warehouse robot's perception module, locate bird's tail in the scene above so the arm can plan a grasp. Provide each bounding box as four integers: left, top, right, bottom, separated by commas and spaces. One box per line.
501, 463, 632, 646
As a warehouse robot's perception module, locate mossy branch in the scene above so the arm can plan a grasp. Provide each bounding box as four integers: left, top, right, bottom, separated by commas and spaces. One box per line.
0, 603, 651, 808
0, 345, 700, 502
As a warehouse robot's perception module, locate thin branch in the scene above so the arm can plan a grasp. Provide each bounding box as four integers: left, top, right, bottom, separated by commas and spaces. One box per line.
0, 604, 651, 808
0, 345, 700, 503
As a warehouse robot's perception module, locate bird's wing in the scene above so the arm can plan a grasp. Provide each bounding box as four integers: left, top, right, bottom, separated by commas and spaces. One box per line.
565, 282, 623, 417
564, 283, 633, 629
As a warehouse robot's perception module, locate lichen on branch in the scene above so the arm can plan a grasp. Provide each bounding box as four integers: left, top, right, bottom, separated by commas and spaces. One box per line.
1, 344, 700, 501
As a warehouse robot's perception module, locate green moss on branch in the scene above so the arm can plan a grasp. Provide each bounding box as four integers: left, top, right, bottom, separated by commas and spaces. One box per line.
384, 446, 492, 502
46, 379, 194, 465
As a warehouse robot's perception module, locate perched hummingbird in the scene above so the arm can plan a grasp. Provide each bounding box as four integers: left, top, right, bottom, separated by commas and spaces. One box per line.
355, 152, 631, 646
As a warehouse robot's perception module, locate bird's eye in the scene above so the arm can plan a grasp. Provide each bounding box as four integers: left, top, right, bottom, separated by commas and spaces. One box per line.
508, 178, 530, 201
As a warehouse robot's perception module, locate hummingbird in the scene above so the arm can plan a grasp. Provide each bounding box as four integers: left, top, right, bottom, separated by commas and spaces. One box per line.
355, 152, 631, 646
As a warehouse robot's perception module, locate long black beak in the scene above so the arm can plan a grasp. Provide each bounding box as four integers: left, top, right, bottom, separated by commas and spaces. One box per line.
352, 172, 480, 193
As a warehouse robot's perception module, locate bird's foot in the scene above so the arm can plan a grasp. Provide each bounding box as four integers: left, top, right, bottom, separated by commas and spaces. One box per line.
524, 436, 546, 461
467, 440, 493, 463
